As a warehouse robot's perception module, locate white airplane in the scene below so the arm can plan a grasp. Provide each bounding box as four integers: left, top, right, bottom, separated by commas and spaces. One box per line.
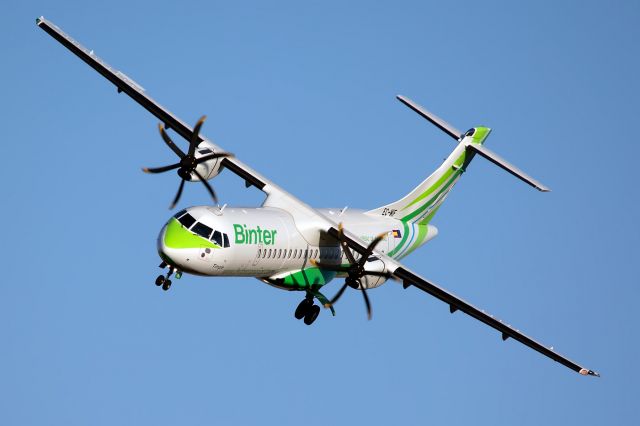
37, 16, 599, 377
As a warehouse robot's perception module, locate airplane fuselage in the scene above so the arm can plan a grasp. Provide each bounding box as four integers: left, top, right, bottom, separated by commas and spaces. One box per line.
158, 205, 438, 290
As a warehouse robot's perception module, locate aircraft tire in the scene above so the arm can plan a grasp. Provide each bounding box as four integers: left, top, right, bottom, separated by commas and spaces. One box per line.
303, 305, 320, 325
162, 280, 172, 291
295, 299, 311, 320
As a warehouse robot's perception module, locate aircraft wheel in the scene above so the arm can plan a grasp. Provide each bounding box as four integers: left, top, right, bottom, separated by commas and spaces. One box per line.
304, 304, 320, 325
294, 299, 311, 320
155, 275, 165, 286
162, 280, 172, 291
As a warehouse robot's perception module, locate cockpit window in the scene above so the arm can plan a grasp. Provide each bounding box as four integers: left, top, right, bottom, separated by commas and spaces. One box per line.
178, 213, 196, 229
192, 222, 213, 240
223, 233, 230, 248
173, 209, 187, 219
211, 230, 223, 247
199, 148, 213, 155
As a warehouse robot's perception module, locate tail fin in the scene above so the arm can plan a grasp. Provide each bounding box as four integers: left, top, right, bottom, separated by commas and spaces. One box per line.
367, 95, 549, 226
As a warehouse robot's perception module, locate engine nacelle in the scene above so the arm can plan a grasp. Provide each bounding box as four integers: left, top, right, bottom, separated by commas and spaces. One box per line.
190, 145, 225, 181
358, 257, 389, 289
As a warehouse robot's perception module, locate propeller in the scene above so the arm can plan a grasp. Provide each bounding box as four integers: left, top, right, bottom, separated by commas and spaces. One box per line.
142, 116, 232, 209
311, 223, 391, 320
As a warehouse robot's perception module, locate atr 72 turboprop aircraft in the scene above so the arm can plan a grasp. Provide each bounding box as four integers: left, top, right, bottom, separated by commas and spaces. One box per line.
37, 16, 599, 377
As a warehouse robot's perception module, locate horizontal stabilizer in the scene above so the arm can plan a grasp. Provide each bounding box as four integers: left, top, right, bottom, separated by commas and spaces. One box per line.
468, 144, 551, 192
397, 95, 462, 141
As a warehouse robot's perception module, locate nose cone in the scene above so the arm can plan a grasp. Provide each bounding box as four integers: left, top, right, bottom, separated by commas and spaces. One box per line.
157, 217, 222, 273
157, 217, 201, 268
157, 220, 176, 266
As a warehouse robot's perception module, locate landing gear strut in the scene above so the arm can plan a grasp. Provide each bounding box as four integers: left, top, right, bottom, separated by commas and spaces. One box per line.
294, 294, 321, 325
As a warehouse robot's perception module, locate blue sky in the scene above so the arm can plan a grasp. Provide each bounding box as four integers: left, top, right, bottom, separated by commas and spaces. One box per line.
2, 1, 638, 424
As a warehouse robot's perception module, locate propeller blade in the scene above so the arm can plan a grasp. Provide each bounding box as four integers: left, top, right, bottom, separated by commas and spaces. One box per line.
188, 115, 207, 157
310, 259, 352, 273
361, 284, 372, 320
328, 282, 349, 307
338, 223, 358, 265
193, 169, 218, 205
358, 233, 387, 268
169, 178, 186, 210
142, 162, 181, 174
194, 152, 233, 165
159, 124, 185, 158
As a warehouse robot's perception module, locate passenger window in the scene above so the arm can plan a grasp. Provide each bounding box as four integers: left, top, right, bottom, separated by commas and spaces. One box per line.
288, 249, 292, 259
223, 233, 230, 248
278, 249, 282, 258
314, 249, 318, 258
257, 249, 261, 257
293, 249, 297, 258
192, 222, 213, 239
211, 230, 223, 246
268, 249, 272, 258
178, 213, 196, 229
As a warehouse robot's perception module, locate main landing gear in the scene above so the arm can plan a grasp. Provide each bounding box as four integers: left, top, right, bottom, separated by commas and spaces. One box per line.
155, 263, 182, 291
294, 295, 321, 325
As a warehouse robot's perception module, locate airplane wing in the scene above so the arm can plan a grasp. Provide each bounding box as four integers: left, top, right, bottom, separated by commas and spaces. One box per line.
37, 17, 599, 377
326, 225, 600, 377
36, 16, 269, 190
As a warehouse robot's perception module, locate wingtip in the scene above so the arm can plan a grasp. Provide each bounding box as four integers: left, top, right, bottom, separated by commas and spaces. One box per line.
579, 368, 600, 377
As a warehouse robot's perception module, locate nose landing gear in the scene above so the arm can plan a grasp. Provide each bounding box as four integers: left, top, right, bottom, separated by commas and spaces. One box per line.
155, 264, 180, 291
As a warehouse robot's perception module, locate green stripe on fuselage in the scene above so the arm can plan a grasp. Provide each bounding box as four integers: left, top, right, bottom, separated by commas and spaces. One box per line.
281, 267, 336, 288
404, 223, 429, 257
402, 152, 467, 211
402, 171, 461, 224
